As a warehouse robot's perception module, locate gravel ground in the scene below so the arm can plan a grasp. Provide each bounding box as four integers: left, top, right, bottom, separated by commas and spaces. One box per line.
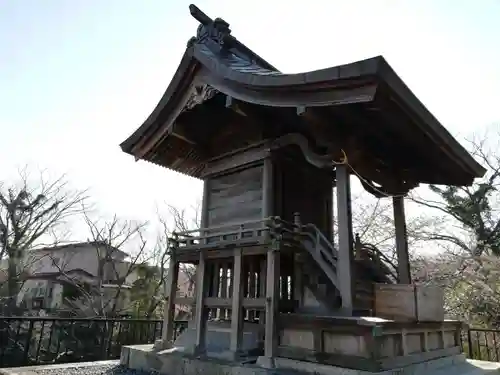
19, 364, 160, 375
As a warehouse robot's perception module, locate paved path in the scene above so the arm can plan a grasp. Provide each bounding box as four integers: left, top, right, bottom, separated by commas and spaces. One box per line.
0, 361, 158, 375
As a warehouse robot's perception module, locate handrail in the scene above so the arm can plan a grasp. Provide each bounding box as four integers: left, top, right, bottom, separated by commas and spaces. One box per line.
173, 217, 272, 236
302, 223, 338, 259
362, 244, 397, 271
294, 223, 338, 287
171, 217, 397, 284
361, 243, 399, 282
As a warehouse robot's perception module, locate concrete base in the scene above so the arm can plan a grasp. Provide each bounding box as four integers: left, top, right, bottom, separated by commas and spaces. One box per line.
171, 319, 263, 358
120, 344, 500, 375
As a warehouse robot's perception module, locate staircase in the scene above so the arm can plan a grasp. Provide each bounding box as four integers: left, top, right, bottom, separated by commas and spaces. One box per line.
296, 224, 397, 314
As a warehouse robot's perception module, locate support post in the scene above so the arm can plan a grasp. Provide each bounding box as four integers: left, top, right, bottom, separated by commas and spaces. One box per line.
258, 258, 266, 328
262, 157, 274, 220
193, 250, 207, 354
293, 212, 303, 307
191, 178, 210, 353
393, 196, 411, 284
264, 241, 280, 362
160, 245, 179, 349
230, 248, 243, 357
262, 156, 280, 366
336, 164, 355, 313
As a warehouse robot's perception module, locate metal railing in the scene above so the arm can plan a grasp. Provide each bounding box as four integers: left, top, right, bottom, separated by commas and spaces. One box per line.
0, 317, 188, 368
462, 328, 500, 362
2, 316, 500, 367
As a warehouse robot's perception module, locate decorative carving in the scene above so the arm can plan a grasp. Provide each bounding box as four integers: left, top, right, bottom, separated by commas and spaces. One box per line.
183, 84, 218, 112
187, 5, 232, 53
186, 4, 255, 64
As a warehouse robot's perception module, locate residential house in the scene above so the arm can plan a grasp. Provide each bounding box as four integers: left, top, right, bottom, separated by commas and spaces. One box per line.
1, 241, 195, 318
14, 241, 138, 315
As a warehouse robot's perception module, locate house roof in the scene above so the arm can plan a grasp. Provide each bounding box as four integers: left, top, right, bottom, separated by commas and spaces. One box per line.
120, 5, 485, 195
33, 241, 129, 259
23, 268, 96, 282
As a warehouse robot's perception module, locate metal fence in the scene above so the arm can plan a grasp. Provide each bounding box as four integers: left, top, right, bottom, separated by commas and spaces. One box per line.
0, 317, 187, 368
462, 328, 500, 362
2, 317, 500, 369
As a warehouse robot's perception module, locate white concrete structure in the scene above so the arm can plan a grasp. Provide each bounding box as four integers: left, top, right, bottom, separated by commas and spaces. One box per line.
9, 242, 136, 314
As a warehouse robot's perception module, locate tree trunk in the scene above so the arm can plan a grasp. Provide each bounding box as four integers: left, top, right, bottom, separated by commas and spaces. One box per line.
6, 256, 20, 315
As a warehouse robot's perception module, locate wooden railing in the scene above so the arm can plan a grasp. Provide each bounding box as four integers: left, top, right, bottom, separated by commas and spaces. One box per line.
172, 218, 272, 250
171, 216, 397, 287
357, 241, 399, 283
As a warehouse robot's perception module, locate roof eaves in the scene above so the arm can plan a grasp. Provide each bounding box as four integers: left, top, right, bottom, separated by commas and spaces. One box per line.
377, 59, 486, 180
120, 48, 198, 156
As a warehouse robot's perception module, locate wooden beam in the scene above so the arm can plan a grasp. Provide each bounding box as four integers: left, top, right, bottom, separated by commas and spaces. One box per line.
393, 196, 411, 284
161, 254, 179, 347
230, 249, 244, 354
201, 144, 270, 178
171, 123, 197, 145
174, 296, 271, 310
336, 164, 355, 313
225, 95, 248, 116
296, 106, 306, 116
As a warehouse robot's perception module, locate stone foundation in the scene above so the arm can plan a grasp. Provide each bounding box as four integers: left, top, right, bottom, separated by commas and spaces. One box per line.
120, 344, 500, 375
275, 315, 464, 371
122, 315, 500, 375
171, 319, 263, 359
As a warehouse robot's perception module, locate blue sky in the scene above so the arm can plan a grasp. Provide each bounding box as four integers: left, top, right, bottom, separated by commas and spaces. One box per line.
1, 0, 500, 237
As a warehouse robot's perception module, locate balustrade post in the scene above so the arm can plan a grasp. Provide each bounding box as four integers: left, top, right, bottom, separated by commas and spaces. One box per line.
293, 212, 302, 229
355, 233, 362, 260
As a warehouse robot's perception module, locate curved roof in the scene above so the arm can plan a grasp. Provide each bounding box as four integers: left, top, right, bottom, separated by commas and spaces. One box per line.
120, 5, 485, 190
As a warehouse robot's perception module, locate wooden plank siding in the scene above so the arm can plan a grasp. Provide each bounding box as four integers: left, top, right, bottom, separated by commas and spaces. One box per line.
206, 164, 264, 229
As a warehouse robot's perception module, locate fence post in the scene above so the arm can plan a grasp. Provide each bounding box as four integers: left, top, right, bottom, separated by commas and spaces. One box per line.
23, 320, 35, 365
467, 328, 473, 359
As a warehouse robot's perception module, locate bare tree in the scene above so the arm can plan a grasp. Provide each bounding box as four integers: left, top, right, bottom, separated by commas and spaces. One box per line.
338, 190, 444, 277
64, 212, 152, 317
164, 203, 200, 286
0, 168, 86, 313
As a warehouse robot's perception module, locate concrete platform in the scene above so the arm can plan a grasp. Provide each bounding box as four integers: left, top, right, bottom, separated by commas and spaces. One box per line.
120, 344, 500, 375
0, 360, 121, 375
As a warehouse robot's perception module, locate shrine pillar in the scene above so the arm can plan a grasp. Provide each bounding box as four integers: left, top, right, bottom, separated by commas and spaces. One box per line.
393, 196, 411, 284
335, 164, 355, 313
262, 157, 280, 365
160, 241, 179, 349
193, 179, 210, 354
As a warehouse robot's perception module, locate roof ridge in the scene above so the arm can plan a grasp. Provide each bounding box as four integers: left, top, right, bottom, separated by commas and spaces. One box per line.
187, 4, 278, 72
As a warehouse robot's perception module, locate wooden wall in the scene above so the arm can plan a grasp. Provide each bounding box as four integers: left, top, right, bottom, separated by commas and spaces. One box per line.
274, 148, 333, 238
206, 164, 264, 228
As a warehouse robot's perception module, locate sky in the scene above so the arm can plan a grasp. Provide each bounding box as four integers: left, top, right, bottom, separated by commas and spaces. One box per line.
1, 0, 500, 241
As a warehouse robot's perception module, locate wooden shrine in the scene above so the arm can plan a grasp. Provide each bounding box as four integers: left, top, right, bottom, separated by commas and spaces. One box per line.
119, 5, 486, 374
